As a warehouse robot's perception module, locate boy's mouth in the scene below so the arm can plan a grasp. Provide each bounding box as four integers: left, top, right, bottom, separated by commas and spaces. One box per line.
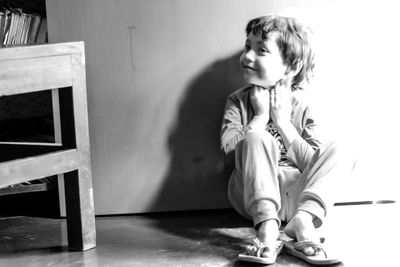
243, 65, 257, 71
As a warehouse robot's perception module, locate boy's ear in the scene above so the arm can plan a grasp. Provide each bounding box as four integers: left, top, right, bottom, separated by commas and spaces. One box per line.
285, 60, 303, 77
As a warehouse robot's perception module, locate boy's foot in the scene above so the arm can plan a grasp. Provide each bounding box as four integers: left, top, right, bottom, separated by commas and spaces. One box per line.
238, 238, 284, 264
284, 210, 319, 255
283, 211, 341, 265
248, 219, 280, 258
238, 219, 283, 264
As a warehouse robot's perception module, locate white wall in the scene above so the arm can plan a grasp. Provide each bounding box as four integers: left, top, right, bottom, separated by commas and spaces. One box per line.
279, 1, 400, 202
47, 0, 400, 214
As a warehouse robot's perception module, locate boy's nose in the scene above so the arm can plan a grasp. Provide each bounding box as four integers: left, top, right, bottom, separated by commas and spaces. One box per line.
244, 50, 256, 62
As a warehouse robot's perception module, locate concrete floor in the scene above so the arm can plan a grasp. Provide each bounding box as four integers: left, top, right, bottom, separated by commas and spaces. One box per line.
0, 203, 399, 267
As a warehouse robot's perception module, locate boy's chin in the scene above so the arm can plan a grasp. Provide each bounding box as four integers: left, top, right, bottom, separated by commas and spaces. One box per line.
243, 77, 275, 89
246, 81, 273, 89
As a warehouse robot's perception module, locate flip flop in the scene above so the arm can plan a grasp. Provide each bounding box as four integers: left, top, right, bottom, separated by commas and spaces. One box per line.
284, 240, 341, 265
238, 237, 284, 264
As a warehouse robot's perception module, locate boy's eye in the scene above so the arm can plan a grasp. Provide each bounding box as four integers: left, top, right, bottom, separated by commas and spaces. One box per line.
259, 48, 269, 54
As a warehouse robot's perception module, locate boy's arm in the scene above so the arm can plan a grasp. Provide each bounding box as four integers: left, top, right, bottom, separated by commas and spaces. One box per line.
221, 91, 271, 174
271, 85, 321, 171
221, 87, 270, 155
220, 95, 249, 155
278, 119, 319, 171
270, 84, 300, 148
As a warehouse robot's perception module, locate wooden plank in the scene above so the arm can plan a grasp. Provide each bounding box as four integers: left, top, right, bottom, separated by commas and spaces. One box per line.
53, 89, 66, 216
0, 182, 56, 196
0, 149, 79, 188
0, 142, 62, 146
62, 50, 96, 251
0, 42, 84, 61
0, 55, 72, 95
58, 173, 66, 217
71, 54, 91, 162
64, 169, 96, 251
0, 144, 61, 162
52, 89, 62, 144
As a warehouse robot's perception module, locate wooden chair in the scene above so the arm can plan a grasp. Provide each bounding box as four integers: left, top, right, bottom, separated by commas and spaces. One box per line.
0, 42, 96, 251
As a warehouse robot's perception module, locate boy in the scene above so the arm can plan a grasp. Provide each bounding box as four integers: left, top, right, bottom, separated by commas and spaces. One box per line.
220, 15, 348, 265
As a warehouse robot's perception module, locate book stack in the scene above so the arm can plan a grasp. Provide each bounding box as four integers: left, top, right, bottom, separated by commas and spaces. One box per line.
0, 7, 47, 46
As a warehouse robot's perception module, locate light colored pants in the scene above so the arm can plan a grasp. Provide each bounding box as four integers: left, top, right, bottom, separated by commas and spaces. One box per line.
228, 131, 351, 228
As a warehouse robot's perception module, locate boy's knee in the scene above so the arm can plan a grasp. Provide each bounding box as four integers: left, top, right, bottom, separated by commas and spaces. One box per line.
320, 139, 352, 156
236, 131, 279, 157
320, 140, 338, 154
243, 131, 275, 147
319, 140, 357, 167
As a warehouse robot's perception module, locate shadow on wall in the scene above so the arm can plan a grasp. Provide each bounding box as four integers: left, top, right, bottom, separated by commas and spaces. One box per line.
150, 51, 245, 211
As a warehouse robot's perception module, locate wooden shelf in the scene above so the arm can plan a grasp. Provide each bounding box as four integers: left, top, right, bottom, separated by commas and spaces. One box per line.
0, 182, 56, 196
0, 41, 96, 250
0, 0, 56, 195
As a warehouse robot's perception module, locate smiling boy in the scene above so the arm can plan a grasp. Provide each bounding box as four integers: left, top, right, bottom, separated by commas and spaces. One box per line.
220, 15, 348, 265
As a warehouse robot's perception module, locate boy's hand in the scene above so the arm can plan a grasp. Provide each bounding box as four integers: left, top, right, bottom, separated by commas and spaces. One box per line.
250, 85, 270, 118
248, 86, 270, 132
270, 80, 293, 127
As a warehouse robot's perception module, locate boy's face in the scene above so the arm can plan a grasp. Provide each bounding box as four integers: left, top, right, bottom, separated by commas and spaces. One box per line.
240, 32, 288, 88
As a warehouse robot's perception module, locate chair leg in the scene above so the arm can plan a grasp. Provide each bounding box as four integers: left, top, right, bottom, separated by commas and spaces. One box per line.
64, 169, 96, 251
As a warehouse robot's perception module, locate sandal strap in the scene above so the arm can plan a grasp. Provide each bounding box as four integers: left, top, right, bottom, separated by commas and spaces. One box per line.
294, 240, 328, 258
251, 238, 282, 258
251, 238, 267, 258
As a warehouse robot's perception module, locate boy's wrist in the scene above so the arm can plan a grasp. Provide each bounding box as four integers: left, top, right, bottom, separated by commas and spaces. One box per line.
249, 114, 269, 132
276, 120, 293, 131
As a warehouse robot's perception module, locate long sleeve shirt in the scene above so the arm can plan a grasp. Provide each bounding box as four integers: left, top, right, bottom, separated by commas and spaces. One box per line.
220, 85, 323, 172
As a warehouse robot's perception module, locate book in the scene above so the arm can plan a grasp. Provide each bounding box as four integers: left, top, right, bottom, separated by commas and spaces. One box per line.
35, 17, 47, 44
21, 14, 32, 44
6, 11, 17, 45
0, 11, 4, 43
27, 14, 41, 45
0, 8, 47, 46
11, 8, 23, 45
15, 12, 23, 44
2, 9, 11, 45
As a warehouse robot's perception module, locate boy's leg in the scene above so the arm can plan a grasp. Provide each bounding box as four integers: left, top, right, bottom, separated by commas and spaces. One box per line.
228, 131, 281, 227
288, 141, 354, 225
284, 141, 354, 254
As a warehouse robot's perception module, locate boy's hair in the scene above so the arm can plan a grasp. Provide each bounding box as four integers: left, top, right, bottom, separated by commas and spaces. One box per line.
246, 15, 314, 90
